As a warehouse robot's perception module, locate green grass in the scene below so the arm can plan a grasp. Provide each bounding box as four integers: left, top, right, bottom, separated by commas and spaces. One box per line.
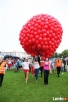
0, 70, 68, 102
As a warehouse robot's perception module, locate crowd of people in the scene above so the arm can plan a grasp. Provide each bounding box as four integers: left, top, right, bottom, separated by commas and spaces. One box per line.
0, 55, 68, 87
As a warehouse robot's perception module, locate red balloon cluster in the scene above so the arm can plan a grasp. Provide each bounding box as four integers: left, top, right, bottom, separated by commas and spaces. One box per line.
19, 14, 63, 58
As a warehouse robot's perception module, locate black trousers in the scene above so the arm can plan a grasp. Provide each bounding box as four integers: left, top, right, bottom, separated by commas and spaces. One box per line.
0, 74, 4, 87
40, 66, 44, 77
64, 65, 66, 72
44, 70, 49, 85
57, 67, 61, 77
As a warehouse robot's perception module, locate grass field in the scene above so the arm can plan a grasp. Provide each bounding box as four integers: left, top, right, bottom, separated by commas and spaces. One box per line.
0, 70, 68, 102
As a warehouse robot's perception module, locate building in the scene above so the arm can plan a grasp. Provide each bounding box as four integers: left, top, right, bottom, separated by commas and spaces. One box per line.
0, 51, 31, 58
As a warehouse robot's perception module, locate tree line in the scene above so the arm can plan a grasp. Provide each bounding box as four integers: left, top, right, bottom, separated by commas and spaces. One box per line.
51, 49, 68, 58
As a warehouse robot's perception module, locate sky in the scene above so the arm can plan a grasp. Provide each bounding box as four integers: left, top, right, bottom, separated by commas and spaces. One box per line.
0, 0, 68, 53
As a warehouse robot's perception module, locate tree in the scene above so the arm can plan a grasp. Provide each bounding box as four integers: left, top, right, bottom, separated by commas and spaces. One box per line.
57, 53, 63, 58
51, 52, 58, 58
61, 49, 68, 58
51, 49, 68, 58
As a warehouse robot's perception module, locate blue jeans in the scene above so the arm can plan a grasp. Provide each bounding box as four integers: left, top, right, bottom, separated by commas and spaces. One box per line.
35, 68, 39, 81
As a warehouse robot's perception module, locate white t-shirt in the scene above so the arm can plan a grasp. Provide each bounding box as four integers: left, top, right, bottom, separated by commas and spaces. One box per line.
7, 60, 12, 64
33, 61, 40, 69
22, 62, 30, 70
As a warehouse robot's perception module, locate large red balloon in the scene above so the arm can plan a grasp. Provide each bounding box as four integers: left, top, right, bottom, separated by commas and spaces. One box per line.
19, 14, 63, 58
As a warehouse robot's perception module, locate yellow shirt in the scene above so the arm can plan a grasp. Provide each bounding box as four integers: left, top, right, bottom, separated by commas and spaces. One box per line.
0, 61, 6, 74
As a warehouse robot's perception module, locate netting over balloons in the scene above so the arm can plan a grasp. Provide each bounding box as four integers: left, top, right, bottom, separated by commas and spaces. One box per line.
19, 14, 63, 58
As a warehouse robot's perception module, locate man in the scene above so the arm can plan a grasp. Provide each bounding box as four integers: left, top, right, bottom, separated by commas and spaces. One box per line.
55, 57, 62, 77
0, 56, 6, 87
40, 59, 44, 77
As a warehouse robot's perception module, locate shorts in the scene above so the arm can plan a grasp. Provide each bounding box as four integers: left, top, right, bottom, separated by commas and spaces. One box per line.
23, 69, 29, 73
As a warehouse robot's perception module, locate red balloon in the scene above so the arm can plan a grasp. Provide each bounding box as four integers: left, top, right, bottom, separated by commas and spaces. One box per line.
32, 45, 36, 50
35, 35, 39, 40
42, 45, 46, 50
38, 37, 42, 42
28, 40, 32, 44
35, 40, 39, 46
37, 44, 41, 50
19, 14, 63, 58
32, 38, 35, 43
42, 56, 46, 60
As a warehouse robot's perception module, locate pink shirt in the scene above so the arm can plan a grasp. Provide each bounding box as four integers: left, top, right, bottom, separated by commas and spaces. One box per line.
44, 61, 50, 70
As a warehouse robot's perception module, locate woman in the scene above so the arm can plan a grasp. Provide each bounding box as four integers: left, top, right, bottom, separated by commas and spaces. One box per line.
40, 59, 44, 77
33, 57, 40, 82
44, 58, 50, 85
0, 56, 6, 87
55, 58, 62, 77
30, 64, 34, 77
7, 57, 12, 70
22, 58, 30, 84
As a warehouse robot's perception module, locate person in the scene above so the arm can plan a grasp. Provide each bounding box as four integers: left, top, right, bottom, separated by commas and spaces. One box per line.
22, 58, 30, 84
40, 59, 44, 77
63, 59, 66, 72
33, 57, 40, 82
55, 58, 62, 77
13, 59, 18, 72
49, 59, 52, 74
38, 55, 40, 64
44, 58, 50, 85
0, 56, 6, 87
61, 61, 64, 72
50, 59, 54, 73
30, 64, 34, 77
15, 59, 22, 72
66, 59, 68, 72
7, 57, 12, 70
17, 59, 22, 71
